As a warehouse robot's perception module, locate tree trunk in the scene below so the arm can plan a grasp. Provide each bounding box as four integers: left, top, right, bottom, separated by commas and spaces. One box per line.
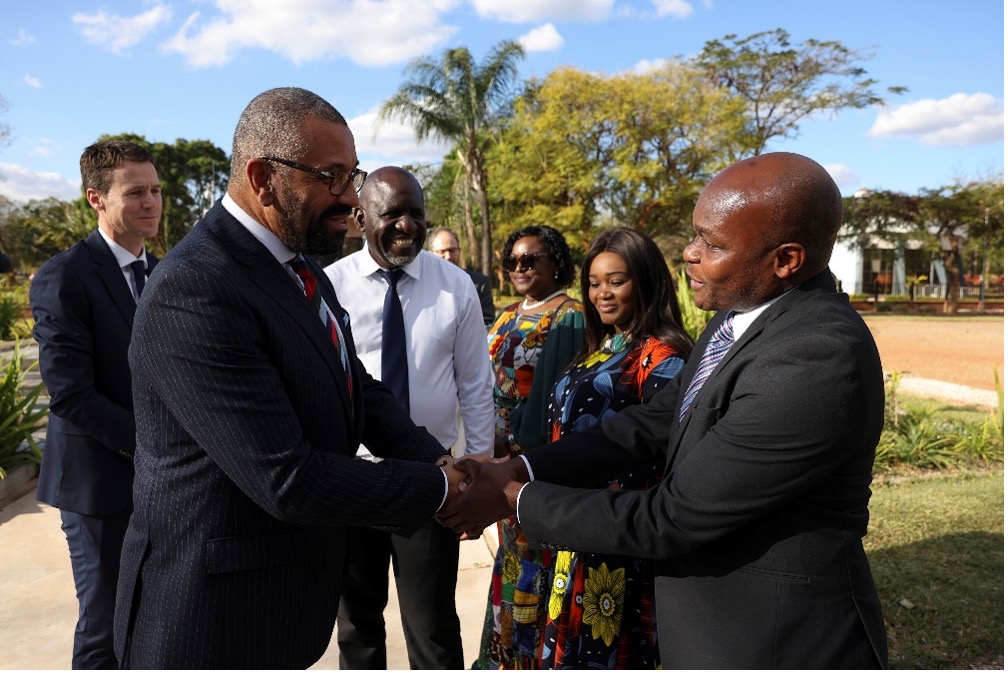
476, 186, 492, 278
942, 246, 960, 315
455, 149, 478, 268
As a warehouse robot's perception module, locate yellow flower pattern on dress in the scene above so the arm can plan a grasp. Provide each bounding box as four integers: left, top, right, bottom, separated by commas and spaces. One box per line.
581, 562, 626, 646
548, 551, 574, 620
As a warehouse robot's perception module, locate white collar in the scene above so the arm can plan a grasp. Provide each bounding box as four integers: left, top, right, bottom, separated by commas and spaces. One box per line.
222, 193, 295, 264
97, 228, 148, 269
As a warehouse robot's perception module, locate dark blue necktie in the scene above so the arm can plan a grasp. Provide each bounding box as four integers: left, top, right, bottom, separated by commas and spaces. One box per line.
378, 268, 409, 413
129, 260, 146, 301
679, 312, 735, 420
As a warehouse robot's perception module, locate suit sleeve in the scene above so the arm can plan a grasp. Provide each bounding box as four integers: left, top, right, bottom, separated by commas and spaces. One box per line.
519, 319, 881, 558
30, 259, 136, 452
132, 261, 446, 528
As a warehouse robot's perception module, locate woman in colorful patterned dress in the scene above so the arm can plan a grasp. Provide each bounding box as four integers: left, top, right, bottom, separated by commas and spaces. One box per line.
475, 225, 584, 669
539, 228, 694, 669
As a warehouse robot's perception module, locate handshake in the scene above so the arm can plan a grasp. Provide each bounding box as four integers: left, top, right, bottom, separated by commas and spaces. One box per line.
434, 454, 529, 539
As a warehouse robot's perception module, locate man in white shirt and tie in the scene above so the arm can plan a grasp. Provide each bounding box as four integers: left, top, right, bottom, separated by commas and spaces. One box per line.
326, 166, 494, 669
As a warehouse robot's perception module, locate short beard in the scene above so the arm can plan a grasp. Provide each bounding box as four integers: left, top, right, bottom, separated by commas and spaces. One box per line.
273, 183, 347, 256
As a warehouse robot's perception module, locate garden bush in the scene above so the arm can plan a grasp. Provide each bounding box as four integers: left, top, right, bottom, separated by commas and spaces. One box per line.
0, 340, 48, 479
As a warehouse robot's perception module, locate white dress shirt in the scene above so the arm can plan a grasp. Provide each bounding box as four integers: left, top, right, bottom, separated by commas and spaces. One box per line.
97, 228, 149, 302
326, 249, 495, 459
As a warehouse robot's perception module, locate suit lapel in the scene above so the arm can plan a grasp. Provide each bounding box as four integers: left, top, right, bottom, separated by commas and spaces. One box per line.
665, 271, 841, 473
84, 230, 139, 328
204, 207, 357, 426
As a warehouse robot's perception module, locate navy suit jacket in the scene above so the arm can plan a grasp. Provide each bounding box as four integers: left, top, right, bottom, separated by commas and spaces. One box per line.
30, 230, 156, 516
114, 202, 449, 669
519, 269, 888, 669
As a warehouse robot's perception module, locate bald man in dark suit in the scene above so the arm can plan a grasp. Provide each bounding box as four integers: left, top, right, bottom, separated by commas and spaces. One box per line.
113, 87, 464, 669
442, 152, 888, 669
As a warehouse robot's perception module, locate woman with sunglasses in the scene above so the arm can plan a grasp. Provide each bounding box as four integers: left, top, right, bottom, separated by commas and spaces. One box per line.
475, 225, 584, 669
539, 227, 693, 669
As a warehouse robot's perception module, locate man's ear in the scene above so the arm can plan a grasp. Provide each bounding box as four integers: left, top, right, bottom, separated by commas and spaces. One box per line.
85, 187, 104, 212
351, 206, 365, 232
246, 158, 274, 206
772, 242, 806, 280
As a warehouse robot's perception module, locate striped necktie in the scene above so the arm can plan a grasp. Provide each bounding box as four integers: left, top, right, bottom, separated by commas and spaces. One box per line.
679, 312, 735, 420
288, 256, 352, 399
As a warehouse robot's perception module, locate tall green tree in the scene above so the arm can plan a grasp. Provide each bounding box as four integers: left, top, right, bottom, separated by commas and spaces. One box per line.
98, 133, 229, 253
694, 29, 907, 157
1, 196, 93, 268
843, 179, 1004, 314
380, 40, 526, 276
488, 64, 745, 253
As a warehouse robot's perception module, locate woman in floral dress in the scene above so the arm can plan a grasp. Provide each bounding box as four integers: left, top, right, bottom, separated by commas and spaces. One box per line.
475, 225, 584, 669
539, 228, 694, 669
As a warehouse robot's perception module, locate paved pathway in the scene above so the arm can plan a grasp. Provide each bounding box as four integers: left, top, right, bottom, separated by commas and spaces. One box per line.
0, 338, 998, 669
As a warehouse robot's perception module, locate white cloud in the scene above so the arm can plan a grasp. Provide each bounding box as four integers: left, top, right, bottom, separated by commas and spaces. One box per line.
0, 163, 79, 202
823, 163, 860, 188
348, 108, 454, 168
23, 74, 41, 88
31, 138, 62, 158
72, 4, 172, 54
162, 0, 459, 68
472, 0, 614, 22
9, 29, 35, 47
627, 58, 668, 75
867, 92, 1004, 147
518, 24, 564, 52
650, 0, 694, 18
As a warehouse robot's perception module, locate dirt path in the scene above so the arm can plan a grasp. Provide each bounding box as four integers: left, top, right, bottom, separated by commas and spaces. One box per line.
861, 315, 1003, 392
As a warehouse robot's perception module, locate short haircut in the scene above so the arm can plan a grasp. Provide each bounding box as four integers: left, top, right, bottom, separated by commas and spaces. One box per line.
428, 227, 460, 247
80, 140, 154, 195
230, 87, 348, 185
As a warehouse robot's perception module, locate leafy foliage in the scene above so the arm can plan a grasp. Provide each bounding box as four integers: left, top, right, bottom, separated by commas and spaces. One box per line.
694, 28, 907, 156
875, 372, 1004, 472
98, 133, 229, 254
675, 268, 714, 341
381, 40, 526, 276
489, 65, 744, 252
843, 179, 1005, 313
0, 340, 47, 479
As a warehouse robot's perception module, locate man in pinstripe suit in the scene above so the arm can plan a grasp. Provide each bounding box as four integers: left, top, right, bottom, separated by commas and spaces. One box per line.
112, 87, 464, 669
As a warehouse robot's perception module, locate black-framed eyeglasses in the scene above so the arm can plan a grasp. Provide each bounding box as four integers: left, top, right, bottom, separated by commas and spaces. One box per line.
502, 252, 550, 272
260, 156, 367, 195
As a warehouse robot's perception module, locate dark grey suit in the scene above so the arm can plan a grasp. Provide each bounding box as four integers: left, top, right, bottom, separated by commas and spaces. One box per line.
518, 269, 888, 668
114, 202, 448, 669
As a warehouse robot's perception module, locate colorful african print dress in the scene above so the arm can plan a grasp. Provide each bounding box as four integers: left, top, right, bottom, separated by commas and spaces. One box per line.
474, 299, 583, 670
540, 335, 685, 670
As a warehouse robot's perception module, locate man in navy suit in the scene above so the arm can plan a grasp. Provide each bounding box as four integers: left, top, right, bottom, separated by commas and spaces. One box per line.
442, 152, 888, 668
113, 87, 465, 669
30, 140, 161, 669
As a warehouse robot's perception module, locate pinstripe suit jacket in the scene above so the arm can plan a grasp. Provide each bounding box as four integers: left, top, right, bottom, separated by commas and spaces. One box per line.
518, 270, 887, 668
113, 202, 448, 669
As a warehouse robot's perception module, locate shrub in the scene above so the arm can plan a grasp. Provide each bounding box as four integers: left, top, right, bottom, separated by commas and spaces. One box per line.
0, 340, 48, 479
0, 286, 28, 340
676, 268, 714, 341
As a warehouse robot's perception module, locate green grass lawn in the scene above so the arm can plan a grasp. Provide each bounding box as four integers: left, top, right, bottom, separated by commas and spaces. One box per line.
866, 469, 1004, 669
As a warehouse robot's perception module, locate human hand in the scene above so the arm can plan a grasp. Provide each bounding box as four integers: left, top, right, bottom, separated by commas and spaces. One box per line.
436, 455, 467, 502
436, 456, 528, 536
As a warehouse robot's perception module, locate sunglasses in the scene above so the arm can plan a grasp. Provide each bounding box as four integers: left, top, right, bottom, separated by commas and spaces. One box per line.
502, 252, 550, 272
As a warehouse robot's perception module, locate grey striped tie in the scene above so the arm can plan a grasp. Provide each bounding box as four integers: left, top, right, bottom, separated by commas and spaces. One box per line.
679, 312, 735, 420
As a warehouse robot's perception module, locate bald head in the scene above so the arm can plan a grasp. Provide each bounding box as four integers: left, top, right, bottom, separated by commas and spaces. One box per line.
701, 152, 841, 274
355, 166, 427, 269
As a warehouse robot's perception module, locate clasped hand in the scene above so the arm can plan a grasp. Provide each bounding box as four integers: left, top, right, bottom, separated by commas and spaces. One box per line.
435, 455, 528, 539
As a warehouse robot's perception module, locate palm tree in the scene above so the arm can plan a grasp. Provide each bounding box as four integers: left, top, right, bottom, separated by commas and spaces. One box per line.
379, 40, 526, 276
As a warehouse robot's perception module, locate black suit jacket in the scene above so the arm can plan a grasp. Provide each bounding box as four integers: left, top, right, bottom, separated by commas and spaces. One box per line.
465, 268, 496, 326
113, 202, 448, 669
30, 230, 156, 516
519, 269, 887, 668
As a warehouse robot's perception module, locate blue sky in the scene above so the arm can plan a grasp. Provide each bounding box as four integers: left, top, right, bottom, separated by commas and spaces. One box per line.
0, 0, 1003, 203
